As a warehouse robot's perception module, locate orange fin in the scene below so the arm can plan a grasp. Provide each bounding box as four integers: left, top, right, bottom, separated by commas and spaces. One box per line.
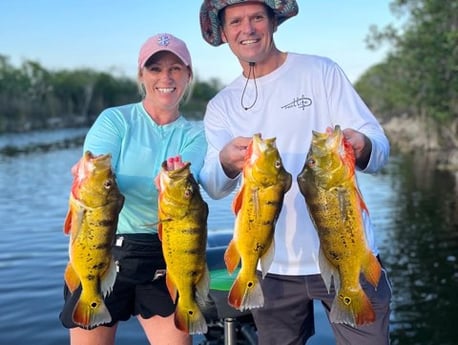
64, 262, 80, 293
158, 223, 163, 241
362, 252, 382, 288
232, 183, 245, 215
228, 271, 264, 311
65, 196, 86, 239
356, 185, 369, 215
165, 274, 177, 302
224, 240, 240, 274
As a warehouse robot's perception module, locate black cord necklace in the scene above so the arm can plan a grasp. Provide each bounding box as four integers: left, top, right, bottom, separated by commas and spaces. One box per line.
240, 62, 258, 111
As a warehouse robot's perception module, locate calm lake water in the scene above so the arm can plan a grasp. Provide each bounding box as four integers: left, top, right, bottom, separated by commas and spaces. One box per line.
0, 128, 456, 345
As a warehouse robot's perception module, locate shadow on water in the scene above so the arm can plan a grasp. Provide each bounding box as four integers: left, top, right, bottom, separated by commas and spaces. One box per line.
380, 151, 458, 345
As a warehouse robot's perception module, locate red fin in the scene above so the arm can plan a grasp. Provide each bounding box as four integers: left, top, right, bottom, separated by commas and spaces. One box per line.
232, 184, 245, 215
224, 240, 240, 274
63, 206, 72, 234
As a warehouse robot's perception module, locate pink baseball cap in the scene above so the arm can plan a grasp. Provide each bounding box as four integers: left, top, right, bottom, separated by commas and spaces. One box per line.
138, 33, 192, 71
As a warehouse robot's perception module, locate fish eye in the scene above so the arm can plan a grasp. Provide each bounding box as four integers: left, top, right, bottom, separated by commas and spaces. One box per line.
307, 158, 316, 167
275, 160, 281, 169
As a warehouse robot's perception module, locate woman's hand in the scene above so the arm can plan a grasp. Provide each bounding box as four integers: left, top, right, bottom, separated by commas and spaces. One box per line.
155, 155, 186, 190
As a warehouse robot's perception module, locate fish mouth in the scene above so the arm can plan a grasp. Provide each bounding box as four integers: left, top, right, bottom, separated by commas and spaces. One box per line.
87, 152, 112, 171
83, 151, 111, 163
251, 133, 277, 153
312, 125, 343, 143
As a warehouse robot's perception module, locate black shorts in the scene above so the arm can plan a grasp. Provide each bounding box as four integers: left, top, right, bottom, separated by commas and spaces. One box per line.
60, 233, 176, 329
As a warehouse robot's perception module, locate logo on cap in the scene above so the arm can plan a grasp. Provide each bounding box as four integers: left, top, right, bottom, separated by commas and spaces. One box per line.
157, 34, 170, 47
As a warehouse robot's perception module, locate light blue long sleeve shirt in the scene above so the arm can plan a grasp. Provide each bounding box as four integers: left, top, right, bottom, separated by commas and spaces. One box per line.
83, 102, 207, 234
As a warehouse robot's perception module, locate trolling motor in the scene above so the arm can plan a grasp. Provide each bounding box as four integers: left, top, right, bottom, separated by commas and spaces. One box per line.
200, 230, 258, 345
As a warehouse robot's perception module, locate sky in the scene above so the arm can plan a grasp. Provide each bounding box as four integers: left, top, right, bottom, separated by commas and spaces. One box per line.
0, 1, 395, 85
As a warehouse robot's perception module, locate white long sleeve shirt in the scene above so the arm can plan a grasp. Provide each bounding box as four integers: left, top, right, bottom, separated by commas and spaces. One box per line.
199, 53, 390, 275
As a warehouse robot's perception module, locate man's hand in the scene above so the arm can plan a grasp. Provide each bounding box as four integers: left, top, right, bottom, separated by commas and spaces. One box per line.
342, 128, 372, 169
219, 136, 251, 178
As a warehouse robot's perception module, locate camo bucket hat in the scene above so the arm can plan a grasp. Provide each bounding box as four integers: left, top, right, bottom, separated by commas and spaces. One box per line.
200, 0, 299, 46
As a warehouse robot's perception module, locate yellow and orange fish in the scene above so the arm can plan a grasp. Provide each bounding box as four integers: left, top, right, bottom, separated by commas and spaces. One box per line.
225, 133, 292, 311
297, 125, 381, 327
63, 151, 124, 329
158, 160, 210, 334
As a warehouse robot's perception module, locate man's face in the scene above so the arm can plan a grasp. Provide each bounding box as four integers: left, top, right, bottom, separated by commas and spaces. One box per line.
220, 2, 276, 64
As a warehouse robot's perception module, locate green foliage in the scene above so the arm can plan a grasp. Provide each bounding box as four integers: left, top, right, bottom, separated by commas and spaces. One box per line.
357, 0, 457, 123
0, 57, 221, 133
182, 77, 223, 119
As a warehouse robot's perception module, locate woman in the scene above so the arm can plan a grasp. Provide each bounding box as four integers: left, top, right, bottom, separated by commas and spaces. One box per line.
60, 33, 206, 345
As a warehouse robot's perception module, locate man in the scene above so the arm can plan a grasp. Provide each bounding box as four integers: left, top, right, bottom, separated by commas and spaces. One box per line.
198, 1, 391, 344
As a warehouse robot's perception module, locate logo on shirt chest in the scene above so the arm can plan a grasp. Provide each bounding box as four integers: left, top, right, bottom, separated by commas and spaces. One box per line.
281, 95, 312, 110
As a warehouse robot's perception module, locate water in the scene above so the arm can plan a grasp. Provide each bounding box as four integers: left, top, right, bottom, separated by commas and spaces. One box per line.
0, 128, 456, 345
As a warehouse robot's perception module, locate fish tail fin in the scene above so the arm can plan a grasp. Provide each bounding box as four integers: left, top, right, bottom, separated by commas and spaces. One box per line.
330, 287, 375, 327
174, 299, 208, 335
72, 292, 111, 328
228, 271, 264, 311
362, 253, 382, 288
